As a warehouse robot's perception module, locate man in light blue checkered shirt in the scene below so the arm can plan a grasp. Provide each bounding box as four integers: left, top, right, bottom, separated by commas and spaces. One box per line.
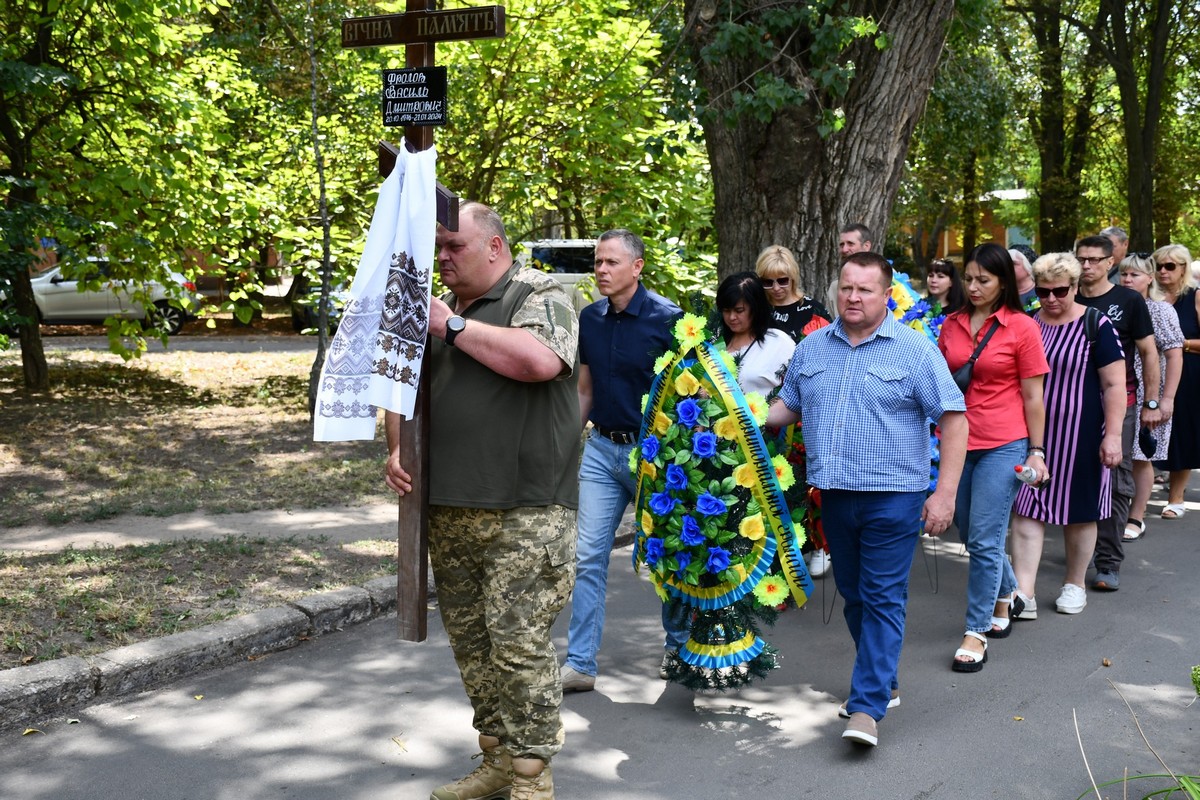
768, 251, 967, 749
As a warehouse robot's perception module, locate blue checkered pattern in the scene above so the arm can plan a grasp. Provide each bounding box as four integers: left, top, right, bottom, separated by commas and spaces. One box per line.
779, 313, 965, 492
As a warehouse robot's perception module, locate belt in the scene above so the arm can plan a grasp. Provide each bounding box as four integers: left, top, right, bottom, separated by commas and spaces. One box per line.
595, 425, 637, 445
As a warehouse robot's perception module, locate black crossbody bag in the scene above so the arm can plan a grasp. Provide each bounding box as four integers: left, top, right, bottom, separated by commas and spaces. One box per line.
951, 319, 1001, 393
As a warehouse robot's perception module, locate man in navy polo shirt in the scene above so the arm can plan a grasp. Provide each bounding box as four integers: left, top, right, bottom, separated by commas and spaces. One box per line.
561, 229, 689, 692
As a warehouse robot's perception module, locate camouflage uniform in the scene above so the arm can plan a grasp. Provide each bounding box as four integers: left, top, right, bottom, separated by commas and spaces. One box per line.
424, 264, 581, 764
430, 505, 576, 761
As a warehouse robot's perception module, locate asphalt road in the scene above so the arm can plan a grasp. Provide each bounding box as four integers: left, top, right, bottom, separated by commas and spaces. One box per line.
2, 492, 1197, 800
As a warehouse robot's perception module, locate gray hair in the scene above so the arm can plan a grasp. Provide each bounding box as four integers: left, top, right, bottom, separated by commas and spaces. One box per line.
597, 229, 645, 262
1099, 226, 1129, 243
1032, 252, 1081, 284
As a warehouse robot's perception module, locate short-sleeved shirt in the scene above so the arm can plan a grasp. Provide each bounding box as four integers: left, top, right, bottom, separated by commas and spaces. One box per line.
768, 296, 832, 342
939, 305, 1050, 450
1075, 285, 1150, 403
779, 313, 966, 492
429, 264, 581, 509
579, 283, 681, 432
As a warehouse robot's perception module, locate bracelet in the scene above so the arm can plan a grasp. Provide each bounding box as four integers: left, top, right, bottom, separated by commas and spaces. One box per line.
1028, 447, 1046, 458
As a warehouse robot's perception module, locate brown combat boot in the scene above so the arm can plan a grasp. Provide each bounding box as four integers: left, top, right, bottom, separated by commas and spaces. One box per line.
508, 759, 553, 800
430, 738, 512, 800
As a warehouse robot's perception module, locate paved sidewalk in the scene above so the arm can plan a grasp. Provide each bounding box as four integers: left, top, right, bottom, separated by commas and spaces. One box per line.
1, 491, 1197, 798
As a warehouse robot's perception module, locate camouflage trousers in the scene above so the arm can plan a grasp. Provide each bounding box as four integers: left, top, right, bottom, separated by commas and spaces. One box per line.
430, 504, 577, 762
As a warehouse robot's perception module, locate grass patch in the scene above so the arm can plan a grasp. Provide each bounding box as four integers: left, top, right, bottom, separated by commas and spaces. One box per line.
0, 348, 387, 526
0, 535, 397, 670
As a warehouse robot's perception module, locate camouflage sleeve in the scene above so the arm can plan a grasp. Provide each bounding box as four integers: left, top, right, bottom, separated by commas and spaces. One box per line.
510, 268, 579, 375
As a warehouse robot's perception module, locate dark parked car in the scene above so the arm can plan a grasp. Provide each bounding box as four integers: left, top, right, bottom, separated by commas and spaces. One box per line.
289, 274, 349, 333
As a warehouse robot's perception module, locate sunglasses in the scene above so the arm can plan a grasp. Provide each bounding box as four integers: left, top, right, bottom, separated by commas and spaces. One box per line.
1034, 285, 1072, 299
760, 276, 791, 288
1156, 262, 1181, 272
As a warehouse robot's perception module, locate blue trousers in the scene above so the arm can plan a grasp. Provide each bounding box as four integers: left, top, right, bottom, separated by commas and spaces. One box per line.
565, 432, 689, 676
821, 489, 925, 721
955, 439, 1025, 632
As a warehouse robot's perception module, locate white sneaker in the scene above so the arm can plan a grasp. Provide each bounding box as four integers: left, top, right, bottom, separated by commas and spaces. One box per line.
1056, 583, 1087, 615
1013, 593, 1037, 620
809, 548, 831, 578
560, 665, 595, 692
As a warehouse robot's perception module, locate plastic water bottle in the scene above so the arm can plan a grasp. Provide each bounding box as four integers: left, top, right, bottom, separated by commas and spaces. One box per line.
1015, 464, 1048, 488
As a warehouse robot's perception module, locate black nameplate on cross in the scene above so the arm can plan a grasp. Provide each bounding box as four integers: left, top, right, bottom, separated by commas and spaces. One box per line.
342, 6, 505, 48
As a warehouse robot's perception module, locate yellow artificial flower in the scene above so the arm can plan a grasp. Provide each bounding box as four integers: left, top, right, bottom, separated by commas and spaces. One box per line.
772, 455, 796, 490
627, 447, 639, 474
642, 460, 658, 481
752, 574, 789, 606
653, 581, 670, 602
640, 393, 650, 414
675, 369, 701, 396
745, 392, 769, 426
733, 462, 758, 489
739, 513, 766, 541
718, 348, 738, 377
641, 510, 655, 534
653, 350, 678, 375
673, 313, 707, 350
654, 411, 672, 434
713, 415, 739, 441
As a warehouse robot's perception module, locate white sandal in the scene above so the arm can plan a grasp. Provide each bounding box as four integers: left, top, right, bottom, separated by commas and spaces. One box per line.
1162, 503, 1186, 519
951, 631, 988, 673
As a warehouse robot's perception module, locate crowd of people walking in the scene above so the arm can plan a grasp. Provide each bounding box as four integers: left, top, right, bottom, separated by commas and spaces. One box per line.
382, 207, 1196, 797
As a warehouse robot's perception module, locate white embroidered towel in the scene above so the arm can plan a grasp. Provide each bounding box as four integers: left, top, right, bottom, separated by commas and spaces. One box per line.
313, 142, 436, 441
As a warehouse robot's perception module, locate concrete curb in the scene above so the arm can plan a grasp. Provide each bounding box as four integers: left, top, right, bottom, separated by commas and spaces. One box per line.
0, 575, 412, 730
1, 524, 635, 731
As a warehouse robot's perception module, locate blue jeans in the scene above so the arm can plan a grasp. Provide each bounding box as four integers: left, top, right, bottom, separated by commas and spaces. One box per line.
821, 489, 925, 721
565, 431, 690, 676
955, 438, 1025, 633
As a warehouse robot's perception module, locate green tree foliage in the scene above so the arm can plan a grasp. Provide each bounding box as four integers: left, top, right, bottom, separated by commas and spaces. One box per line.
895, 3, 1013, 272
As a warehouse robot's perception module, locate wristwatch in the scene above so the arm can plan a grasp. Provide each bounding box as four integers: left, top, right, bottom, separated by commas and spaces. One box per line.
445, 315, 466, 346
1144, 399, 1160, 410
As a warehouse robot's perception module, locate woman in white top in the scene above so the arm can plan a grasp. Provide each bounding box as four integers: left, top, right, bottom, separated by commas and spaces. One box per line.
716, 271, 795, 399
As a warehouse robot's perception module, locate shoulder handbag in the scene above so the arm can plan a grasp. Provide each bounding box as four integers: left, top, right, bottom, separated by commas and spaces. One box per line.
951, 319, 1001, 393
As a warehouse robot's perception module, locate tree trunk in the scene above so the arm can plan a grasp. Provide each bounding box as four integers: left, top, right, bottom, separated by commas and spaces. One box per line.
6, 185, 50, 391
961, 150, 979, 257
682, 0, 954, 296
1029, 1, 1108, 252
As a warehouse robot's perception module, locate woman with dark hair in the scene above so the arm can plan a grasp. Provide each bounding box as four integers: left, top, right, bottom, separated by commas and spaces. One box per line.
716, 271, 795, 398
938, 242, 1049, 673
925, 259, 967, 317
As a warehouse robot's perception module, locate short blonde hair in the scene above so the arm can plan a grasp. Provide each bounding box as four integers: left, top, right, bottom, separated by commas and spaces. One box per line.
1152, 244, 1198, 291
754, 245, 803, 294
1031, 252, 1081, 284
1119, 254, 1164, 301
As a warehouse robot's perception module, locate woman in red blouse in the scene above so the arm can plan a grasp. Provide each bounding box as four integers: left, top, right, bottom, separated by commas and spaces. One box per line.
938, 243, 1049, 673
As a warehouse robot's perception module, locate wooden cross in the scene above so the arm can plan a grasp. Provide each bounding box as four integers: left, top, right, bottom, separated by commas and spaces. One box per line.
341, 0, 506, 642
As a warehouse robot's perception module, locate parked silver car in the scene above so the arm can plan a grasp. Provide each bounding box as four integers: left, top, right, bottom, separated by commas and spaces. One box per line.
24, 260, 201, 335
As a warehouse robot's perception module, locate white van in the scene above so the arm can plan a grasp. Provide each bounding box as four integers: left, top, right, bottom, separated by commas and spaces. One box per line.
515, 239, 598, 313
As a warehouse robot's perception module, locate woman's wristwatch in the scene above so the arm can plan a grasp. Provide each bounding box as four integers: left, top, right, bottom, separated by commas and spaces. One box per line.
1027, 446, 1046, 459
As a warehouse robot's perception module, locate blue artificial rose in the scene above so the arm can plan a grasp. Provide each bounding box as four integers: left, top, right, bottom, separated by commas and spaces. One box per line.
649, 491, 677, 517
665, 464, 688, 491
645, 537, 665, 567
675, 550, 692, 576
675, 398, 701, 427
706, 546, 731, 573
696, 492, 727, 517
641, 435, 660, 462
680, 515, 705, 546
692, 431, 718, 459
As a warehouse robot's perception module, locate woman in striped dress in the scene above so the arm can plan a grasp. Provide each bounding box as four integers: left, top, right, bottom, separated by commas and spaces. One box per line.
1010, 253, 1126, 617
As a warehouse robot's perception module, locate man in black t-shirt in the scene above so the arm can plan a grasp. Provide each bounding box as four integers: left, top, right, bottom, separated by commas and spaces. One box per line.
1074, 235, 1162, 596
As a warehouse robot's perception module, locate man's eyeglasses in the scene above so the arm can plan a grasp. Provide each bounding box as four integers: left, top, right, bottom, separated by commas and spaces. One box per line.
1034, 285, 1073, 299
760, 276, 791, 288
1156, 262, 1181, 272
1077, 256, 1111, 265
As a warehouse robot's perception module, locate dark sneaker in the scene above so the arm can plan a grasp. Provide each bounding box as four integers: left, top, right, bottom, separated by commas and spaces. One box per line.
1092, 571, 1120, 592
